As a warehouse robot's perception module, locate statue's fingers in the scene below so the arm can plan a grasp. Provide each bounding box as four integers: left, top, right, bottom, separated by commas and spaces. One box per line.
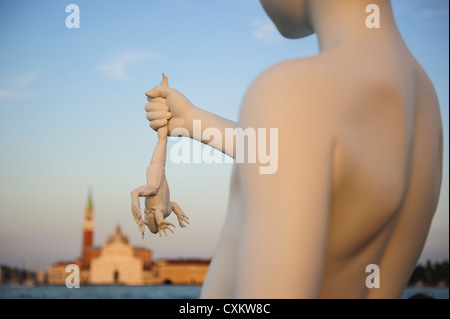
163, 228, 167, 236
145, 101, 168, 112
147, 96, 167, 104
144, 102, 170, 113
149, 119, 167, 130
146, 111, 172, 121
168, 226, 174, 233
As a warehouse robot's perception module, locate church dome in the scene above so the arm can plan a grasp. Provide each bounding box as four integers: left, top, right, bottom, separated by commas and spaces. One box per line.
107, 225, 129, 245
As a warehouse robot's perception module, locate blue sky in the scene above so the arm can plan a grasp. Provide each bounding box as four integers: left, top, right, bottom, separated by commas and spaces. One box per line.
0, 0, 448, 270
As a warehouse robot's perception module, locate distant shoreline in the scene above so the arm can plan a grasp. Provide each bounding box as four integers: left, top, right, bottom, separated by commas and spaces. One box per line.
407, 284, 449, 288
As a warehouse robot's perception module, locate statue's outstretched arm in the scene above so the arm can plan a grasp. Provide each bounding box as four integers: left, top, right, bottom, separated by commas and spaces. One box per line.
145, 86, 239, 158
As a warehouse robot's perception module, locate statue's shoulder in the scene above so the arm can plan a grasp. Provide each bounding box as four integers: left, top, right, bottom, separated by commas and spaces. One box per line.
240, 55, 349, 123
242, 53, 411, 120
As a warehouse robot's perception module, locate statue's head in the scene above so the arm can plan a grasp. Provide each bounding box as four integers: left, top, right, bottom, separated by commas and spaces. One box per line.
259, 0, 314, 39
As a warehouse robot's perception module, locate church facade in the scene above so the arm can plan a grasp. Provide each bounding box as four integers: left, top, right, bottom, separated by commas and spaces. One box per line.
48, 191, 209, 285
89, 226, 145, 285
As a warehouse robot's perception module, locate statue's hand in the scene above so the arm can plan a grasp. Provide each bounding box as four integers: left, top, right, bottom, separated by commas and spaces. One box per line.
145, 94, 172, 132
145, 85, 196, 136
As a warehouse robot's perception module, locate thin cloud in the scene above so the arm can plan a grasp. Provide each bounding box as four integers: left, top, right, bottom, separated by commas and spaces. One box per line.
97, 50, 160, 80
251, 18, 279, 45
0, 72, 38, 100
417, 8, 449, 19
0, 89, 16, 99
13, 72, 37, 88
392, 0, 449, 20
392, 0, 422, 16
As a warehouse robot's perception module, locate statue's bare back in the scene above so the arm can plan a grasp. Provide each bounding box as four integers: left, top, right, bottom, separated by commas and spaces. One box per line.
200, 44, 443, 298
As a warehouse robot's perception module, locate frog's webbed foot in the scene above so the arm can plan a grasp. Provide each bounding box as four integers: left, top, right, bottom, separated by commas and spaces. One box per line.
139, 222, 145, 239
155, 208, 175, 237
171, 202, 190, 228
131, 189, 146, 238
158, 220, 175, 237
161, 73, 169, 87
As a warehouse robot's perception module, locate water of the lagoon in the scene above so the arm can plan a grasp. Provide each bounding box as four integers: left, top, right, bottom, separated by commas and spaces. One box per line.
0, 285, 448, 299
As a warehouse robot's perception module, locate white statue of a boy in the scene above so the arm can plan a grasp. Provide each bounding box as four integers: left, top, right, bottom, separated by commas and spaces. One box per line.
141, 0, 442, 298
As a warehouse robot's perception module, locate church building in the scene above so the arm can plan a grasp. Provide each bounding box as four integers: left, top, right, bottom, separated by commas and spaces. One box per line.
90, 226, 145, 285
48, 190, 209, 285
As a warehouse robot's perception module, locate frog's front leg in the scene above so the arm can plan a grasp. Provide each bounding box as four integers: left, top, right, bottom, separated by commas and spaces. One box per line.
170, 202, 190, 228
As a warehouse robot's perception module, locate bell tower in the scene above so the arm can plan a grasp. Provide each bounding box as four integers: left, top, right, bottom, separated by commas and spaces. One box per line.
82, 189, 94, 260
